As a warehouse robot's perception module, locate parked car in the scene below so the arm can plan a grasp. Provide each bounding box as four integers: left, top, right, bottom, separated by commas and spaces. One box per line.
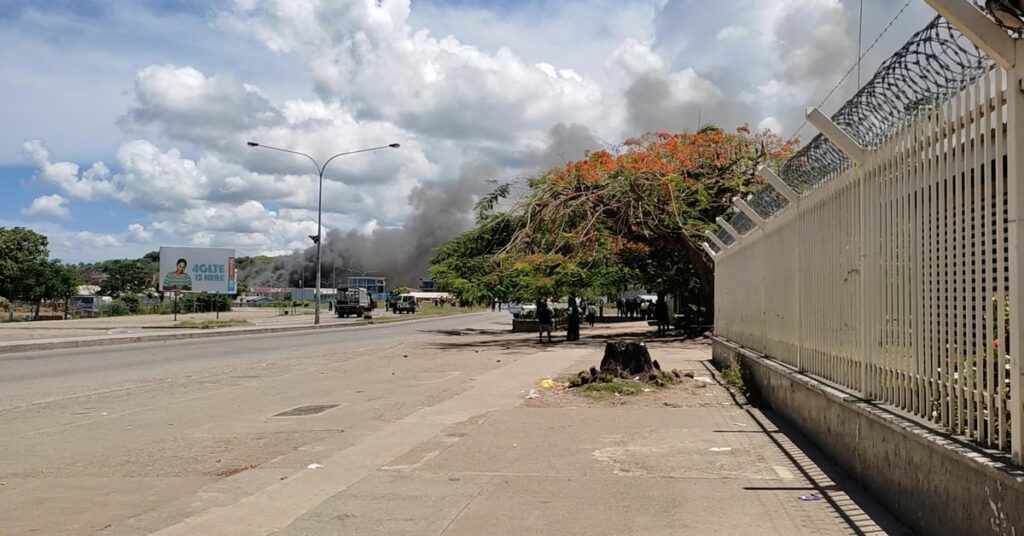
508, 303, 537, 318
394, 294, 417, 314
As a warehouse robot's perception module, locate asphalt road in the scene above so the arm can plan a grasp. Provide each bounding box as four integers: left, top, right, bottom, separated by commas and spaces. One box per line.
0, 311, 512, 535
0, 312, 909, 535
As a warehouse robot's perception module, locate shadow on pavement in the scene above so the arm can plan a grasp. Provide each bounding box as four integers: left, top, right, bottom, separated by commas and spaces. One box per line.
699, 361, 913, 536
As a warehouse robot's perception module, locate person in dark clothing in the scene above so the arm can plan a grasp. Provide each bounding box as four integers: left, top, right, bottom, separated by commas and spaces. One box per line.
616, 298, 624, 318
537, 302, 553, 343
655, 294, 670, 336
567, 297, 581, 341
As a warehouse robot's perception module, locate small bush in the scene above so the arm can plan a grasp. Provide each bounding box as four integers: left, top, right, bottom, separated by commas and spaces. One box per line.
721, 356, 754, 398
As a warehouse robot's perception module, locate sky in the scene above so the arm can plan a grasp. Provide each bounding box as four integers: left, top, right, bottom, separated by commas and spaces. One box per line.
0, 0, 939, 263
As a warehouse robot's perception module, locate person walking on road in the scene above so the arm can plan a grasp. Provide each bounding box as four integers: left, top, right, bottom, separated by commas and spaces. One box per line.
566, 298, 581, 341
655, 294, 670, 336
537, 302, 553, 343
586, 302, 597, 327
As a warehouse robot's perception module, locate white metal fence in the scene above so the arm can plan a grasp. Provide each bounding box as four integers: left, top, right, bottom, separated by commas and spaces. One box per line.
712, 3, 1024, 463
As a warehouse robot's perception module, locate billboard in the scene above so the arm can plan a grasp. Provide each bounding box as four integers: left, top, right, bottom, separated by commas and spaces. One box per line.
158, 247, 237, 294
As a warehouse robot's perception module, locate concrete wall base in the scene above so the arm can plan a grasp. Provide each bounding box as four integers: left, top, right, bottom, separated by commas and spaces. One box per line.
711, 336, 1024, 536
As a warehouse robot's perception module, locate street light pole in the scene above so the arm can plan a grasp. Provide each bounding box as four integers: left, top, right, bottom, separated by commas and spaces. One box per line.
247, 141, 400, 324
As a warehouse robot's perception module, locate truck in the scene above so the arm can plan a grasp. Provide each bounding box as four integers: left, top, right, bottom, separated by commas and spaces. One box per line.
335, 287, 370, 318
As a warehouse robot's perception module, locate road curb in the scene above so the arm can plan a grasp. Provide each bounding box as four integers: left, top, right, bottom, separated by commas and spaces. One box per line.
0, 312, 492, 355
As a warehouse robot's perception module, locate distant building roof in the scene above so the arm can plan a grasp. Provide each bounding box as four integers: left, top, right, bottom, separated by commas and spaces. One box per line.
402, 291, 450, 300
76, 285, 100, 295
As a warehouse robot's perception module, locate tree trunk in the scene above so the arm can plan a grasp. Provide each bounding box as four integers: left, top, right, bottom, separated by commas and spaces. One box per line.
682, 239, 715, 324
599, 341, 656, 375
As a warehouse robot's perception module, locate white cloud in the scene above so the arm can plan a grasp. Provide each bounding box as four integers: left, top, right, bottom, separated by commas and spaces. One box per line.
75, 231, 122, 249
113, 140, 209, 212
221, 0, 610, 143
23, 194, 71, 220
716, 25, 748, 42
7, 0, 940, 263
126, 223, 153, 243
21, 140, 117, 200
608, 39, 665, 78
758, 116, 784, 134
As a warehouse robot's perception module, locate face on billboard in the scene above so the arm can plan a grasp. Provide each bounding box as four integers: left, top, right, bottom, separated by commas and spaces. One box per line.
159, 247, 237, 294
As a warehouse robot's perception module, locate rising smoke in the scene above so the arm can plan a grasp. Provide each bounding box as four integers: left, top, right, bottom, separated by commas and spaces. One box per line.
240, 124, 602, 290
241, 161, 497, 289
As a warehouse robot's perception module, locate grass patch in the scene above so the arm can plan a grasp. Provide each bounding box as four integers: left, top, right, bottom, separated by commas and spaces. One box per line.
578, 379, 645, 397
174, 319, 250, 329
721, 356, 752, 397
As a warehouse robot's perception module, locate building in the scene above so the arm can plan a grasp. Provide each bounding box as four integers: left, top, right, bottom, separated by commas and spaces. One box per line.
250, 287, 291, 301
419, 277, 435, 291
402, 291, 450, 303
290, 287, 337, 303
347, 276, 387, 302
236, 295, 274, 307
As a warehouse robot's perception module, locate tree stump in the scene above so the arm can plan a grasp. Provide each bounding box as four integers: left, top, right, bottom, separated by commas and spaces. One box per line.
599, 341, 655, 376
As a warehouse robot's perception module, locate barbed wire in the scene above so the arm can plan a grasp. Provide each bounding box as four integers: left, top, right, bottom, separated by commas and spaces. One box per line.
719, 3, 1024, 239
786, 0, 916, 145
737, 16, 993, 224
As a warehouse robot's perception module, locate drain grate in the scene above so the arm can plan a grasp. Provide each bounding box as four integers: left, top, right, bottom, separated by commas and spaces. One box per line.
273, 404, 339, 417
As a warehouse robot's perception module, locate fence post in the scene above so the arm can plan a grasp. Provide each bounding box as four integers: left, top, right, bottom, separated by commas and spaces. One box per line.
806, 107, 871, 397
1008, 41, 1024, 464
701, 242, 718, 259
757, 166, 802, 370
924, 0, 1015, 69
705, 230, 728, 250
716, 217, 742, 241
733, 197, 766, 227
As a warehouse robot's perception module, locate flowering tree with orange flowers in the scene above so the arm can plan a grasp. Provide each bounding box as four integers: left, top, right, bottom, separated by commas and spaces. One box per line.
431, 126, 794, 321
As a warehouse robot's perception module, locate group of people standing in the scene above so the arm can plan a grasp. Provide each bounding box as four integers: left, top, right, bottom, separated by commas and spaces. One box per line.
535, 295, 672, 343
535, 298, 600, 343
617, 295, 671, 336
616, 297, 656, 320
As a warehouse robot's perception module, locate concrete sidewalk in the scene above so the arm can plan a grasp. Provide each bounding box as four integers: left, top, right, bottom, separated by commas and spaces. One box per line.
142, 333, 910, 535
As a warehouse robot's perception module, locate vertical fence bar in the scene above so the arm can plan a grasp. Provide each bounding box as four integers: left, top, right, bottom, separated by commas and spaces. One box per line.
959, 86, 970, 435
1007, 42, 1024, 463
926, 106, 939, 423
921, 109, 929, 418
982, 70, 995, 447
996, 67, 1009, 450
941, 95, 952, 428
864, 148, 872, 395
973, 76, 984, 441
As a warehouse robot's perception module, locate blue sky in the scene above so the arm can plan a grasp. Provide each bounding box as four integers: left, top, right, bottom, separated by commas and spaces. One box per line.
1, 0, 937, 263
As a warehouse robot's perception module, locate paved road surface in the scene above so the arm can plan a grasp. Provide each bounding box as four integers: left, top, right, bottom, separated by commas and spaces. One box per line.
0, 312, 909, 535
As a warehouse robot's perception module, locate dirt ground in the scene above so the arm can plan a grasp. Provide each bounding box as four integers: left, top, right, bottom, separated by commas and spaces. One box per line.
523, 339, 738, 409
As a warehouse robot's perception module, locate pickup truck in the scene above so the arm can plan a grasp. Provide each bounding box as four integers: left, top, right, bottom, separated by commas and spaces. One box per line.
336, 287, 370, 317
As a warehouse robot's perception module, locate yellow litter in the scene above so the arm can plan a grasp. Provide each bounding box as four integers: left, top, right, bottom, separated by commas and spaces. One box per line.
539, 379, 557, 389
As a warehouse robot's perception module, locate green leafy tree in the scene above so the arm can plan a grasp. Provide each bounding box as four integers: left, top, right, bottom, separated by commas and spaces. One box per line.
431, 127, 794, 320
0, 227, 49, 301
13, 259, 78, 319
98, 260, 151, 298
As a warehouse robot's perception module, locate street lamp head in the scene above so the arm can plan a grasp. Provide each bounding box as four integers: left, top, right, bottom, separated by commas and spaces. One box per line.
247, 141, 260, 147
388, 143, 401, 148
